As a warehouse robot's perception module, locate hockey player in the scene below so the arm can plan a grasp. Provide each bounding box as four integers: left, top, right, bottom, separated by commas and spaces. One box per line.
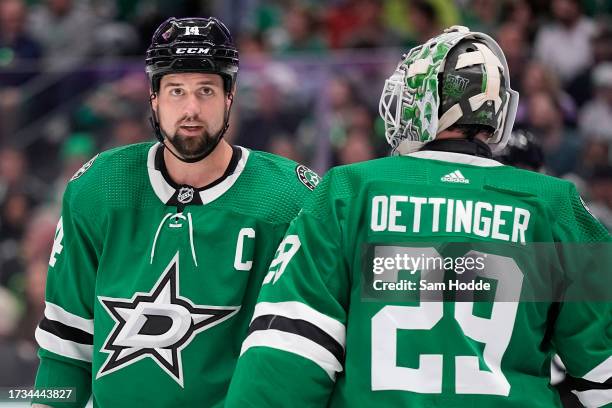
32, 17, 318, 407
226, 26, 611, 407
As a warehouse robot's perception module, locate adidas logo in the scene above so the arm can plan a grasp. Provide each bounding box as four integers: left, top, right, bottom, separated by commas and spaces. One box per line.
441, 170, 469, 184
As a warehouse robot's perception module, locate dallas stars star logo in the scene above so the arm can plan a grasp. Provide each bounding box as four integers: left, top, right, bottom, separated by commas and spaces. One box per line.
97, 253, 239, 387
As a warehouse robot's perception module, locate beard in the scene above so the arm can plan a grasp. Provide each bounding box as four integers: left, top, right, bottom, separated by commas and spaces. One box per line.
167, 127, 218, 160
155, 104, 227, 161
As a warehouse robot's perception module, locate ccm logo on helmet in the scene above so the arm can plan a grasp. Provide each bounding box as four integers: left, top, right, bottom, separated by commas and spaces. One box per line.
175, 47, 210, 55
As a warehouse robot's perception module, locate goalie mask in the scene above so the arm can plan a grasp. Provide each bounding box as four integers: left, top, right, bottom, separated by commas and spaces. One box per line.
379, 26, 519, 155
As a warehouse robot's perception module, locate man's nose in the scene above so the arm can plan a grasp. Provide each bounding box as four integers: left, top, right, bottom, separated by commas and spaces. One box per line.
183, 93, 201, 118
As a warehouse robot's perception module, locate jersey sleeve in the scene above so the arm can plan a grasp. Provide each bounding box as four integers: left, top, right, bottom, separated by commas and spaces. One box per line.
226, 172, 349, 407
551, 183, 612, 408
33, 181, 101, 407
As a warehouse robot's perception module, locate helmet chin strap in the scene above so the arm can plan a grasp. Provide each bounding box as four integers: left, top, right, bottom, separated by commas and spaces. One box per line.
148, 93, 234, 164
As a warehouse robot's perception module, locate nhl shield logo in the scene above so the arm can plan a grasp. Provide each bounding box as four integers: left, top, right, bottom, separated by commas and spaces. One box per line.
177, 187, 195, 204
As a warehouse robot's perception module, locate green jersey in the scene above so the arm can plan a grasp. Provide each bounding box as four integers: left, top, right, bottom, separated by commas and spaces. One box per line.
226, 150, 612, 408
34, 142, 317, 407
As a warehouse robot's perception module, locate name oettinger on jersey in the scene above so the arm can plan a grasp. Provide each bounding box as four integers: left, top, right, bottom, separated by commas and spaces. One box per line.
370, 195, 531, 243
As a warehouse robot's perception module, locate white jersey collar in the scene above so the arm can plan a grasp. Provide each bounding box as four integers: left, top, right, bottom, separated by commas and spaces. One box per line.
147, 143, 250, 205
407, 150, 503, 167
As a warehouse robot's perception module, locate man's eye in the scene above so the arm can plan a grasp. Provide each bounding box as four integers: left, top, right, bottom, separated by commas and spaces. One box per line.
170, 88, 183, 96
200, 87, 214, 96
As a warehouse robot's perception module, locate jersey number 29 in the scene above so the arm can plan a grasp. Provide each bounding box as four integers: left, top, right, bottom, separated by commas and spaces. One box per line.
372, 249, 524, 396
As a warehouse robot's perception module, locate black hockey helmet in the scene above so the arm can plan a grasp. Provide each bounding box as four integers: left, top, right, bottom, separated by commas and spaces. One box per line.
496, 129, 544, 171
145, 17, 239, 93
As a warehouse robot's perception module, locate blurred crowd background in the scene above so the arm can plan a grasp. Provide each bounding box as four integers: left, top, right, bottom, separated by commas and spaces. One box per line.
0, 0, 611, 392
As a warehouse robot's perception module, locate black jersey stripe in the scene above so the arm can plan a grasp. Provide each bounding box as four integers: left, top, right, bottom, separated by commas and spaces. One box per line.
248, 314, 344, 365
564, 375, 612, 391
39, 317, 94, 345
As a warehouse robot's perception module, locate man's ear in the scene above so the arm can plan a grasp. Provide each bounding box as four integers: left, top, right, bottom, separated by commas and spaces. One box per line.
226, 85, 236, 108
150, 90, 158, 111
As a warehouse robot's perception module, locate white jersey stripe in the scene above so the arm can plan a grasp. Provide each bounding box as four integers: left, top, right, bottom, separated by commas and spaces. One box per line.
408, 150, 503, 167
241, 329, 342, 380
572, 389, 612, 408
571, 357, 612, 407
147, 144, 175, 203
198, 147, 250, 204
583, 356, 612, 383
44, 301, 94, 334
251, 301, 346, 347
35, 326, 93, 362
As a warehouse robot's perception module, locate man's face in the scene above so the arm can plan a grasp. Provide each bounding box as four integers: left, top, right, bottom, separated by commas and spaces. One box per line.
552, 0, 579, 25
0, 0, 26, 36
497, 25, 524, 61
47, 0, 72, 16
152, 73, 229, 160
528, 93, 560, 133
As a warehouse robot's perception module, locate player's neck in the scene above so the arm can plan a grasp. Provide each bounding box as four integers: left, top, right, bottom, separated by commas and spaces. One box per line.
163, 140, 233, 188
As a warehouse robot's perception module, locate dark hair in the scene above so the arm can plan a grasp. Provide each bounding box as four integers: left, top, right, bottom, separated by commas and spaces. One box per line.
447, 124, 495, 139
